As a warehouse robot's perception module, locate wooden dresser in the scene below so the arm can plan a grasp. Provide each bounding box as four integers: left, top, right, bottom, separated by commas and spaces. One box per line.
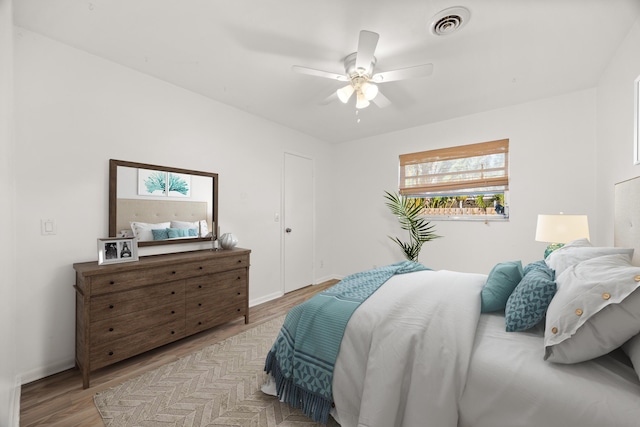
73, 248, 250, 389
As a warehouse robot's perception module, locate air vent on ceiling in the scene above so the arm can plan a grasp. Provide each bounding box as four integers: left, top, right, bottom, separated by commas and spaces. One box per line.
429, 6, 470, 36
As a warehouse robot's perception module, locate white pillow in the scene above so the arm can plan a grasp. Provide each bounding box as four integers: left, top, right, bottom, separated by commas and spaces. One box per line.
545, 238, 634, 276
622, 334, 640, 380
544, 253, 640, 364
130, 221, 170, 242
170, 220, 208, 237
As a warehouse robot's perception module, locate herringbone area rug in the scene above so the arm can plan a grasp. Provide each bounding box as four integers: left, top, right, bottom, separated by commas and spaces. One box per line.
94, 315, 340, 426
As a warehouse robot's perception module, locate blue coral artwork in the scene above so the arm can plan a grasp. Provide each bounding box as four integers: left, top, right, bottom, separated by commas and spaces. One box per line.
167, 172, 191, 197
137, 169, 191, 198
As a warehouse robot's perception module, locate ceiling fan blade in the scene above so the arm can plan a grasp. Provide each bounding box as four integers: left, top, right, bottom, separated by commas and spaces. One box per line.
372, 63, 434, 83
319, 92, 338, 105
292, 65, 349, 81
372, 91, 391, 108
355, 30, 379, 72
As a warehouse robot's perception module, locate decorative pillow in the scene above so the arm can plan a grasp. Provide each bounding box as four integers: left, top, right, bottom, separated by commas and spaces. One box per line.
151, 228, 170, 240
622, 334, 640, 380
545, 238, 634, 277
544, 253, 640, 364
481, 261, 524, 313
170, 220, 209, 237
199, 220, 209, 237
505, 260, 556, 332
130, 221, 171, 242
171, 220, 197, 229
167, 227, 190, 239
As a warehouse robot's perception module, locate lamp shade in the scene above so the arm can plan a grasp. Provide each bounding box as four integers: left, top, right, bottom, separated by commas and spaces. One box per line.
355, 91, 370, 109
337, 85, 355, 103
535, 214, 590, 244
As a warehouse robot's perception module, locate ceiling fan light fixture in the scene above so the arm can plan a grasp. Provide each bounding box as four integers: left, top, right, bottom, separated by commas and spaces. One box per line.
361, 82, 379, 101
337, 84, 355, 103
356, 91, 370, 109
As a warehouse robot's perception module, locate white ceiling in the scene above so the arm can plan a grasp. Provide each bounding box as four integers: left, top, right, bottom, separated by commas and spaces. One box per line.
13, 0, 640, 144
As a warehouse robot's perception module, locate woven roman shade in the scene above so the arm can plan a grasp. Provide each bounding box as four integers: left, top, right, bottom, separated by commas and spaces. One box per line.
399, 139, 509, 196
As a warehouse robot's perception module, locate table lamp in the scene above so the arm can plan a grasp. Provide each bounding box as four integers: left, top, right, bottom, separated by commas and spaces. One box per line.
535, 213, 590, 258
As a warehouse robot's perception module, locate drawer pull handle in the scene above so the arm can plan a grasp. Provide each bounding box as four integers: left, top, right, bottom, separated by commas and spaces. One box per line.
237, 260, 242, 263
237, 292, 241, 296
109, 327, 114, 332
171, 310, 175, 314
198, 303, 202, 307
110, 281, 115, 285
198, 285, 202, 289
108, 351, 114, 356
171, 291, 175, 295
198, 321, 202, 325
237, 276, 241, 280
199, 266, 203, 270
172, 271, 176, 275
171, 330, 175, 335
109, 305, 114, 309
237, 308, 241, 312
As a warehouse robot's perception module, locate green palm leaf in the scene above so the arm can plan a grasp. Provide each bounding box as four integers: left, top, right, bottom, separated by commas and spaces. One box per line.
384, 190, 440, 261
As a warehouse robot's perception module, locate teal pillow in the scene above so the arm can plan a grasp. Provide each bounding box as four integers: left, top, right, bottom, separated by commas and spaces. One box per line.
481, 261, 524, 313
167, 228, 190, 238
188, 228, 198, 237
505, 261, 556, 332
151, 228, 169, 240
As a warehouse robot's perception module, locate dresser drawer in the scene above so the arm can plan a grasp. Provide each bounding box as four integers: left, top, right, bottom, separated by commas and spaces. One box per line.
185, 269, 247, 295
186, 302, 246, 335
90, 318, 186, 370
90, 302, 185, 343
90, 280, 185, 321
90, 265, 192, 295
179, 253, 249, 277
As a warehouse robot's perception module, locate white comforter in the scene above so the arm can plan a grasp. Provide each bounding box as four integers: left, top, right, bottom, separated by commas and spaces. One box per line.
331, 269, 486, 427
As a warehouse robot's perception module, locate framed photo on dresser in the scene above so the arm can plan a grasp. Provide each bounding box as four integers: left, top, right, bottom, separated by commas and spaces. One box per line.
97, 237, 138, 265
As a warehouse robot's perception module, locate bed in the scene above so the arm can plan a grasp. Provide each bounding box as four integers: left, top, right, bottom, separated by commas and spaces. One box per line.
116, 198, 210, 241
264, 177, 640, 427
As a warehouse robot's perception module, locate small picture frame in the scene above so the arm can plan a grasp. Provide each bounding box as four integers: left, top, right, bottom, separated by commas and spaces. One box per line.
98, 237, 139, 265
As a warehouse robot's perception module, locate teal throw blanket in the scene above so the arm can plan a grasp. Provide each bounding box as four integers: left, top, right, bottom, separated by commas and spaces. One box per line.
264, 261, 428, 423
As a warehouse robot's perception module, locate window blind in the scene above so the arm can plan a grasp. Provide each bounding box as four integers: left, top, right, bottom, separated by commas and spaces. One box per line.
399, 139, 509, 196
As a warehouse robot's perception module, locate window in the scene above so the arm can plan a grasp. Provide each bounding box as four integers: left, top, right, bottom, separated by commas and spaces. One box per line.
398, 139, 509, 219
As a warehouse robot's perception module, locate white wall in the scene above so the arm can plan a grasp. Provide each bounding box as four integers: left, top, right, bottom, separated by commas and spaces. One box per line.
595, 17, 640, 244
332, 89, 598, 276
0, 1, 18, 425
13, 28, 335, 384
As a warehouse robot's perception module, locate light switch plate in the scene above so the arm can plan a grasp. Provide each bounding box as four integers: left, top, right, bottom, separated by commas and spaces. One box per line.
41, 219, 56, 235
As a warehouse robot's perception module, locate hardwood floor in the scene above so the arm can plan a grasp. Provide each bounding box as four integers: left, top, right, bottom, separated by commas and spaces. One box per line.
19, 280, 338, 427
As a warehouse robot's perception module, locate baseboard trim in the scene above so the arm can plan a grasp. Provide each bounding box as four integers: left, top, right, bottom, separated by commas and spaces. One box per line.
315, 274, 342, 284
20, 359, 75, 386
9, 374, 21, 427
249, 291, 284, 307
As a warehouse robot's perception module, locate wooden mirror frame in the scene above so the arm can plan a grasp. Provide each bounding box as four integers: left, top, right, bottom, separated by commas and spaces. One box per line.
109, 159, 218, 247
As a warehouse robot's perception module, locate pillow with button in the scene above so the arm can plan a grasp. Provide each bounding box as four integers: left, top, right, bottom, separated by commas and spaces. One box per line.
622, 333, 640, 380
544, 253, 640, 364
544, 238, 634, 277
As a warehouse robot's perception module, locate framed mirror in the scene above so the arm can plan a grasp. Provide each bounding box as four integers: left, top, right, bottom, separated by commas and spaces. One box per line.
109, 159, 218, 247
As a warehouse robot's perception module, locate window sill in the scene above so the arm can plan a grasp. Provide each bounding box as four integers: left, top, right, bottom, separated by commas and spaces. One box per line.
422, 214, 510, 222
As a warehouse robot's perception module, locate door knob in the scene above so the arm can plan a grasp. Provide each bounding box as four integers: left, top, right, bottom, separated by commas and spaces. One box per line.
285, 228, 292, 233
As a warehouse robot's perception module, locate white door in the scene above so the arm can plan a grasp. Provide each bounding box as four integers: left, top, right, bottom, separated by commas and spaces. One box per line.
283, 153, 314, 293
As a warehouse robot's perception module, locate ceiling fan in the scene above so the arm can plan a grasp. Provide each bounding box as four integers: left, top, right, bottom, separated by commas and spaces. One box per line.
292, 30, 434, 109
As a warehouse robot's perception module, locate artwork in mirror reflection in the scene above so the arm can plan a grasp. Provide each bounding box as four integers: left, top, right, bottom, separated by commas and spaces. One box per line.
110, 160, 217, 247
137, 169, 191, 197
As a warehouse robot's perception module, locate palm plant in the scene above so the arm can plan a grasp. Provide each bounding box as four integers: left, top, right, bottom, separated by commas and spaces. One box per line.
384, 191, 440, 262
